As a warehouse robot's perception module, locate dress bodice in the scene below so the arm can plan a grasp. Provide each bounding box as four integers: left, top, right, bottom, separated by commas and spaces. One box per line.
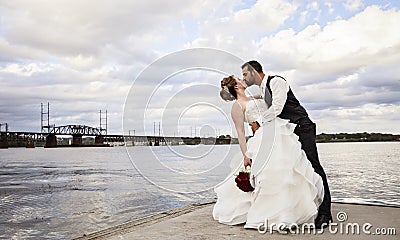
244, 99, 268, 123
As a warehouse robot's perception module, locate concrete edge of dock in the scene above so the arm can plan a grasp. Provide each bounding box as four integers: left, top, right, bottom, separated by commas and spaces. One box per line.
74, 201, 399, 240
74, 202, 214, 240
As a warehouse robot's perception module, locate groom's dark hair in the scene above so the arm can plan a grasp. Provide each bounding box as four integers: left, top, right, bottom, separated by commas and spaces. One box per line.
241, 60, 263, 73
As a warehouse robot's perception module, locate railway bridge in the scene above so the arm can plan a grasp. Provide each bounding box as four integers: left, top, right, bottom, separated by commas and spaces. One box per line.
0, 125, 231, 148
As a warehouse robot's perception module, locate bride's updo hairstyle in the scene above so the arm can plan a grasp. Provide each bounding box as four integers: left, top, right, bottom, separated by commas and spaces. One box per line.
220, 76, 237, 101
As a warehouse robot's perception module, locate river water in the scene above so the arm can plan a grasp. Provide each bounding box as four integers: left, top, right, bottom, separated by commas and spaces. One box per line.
0, 142, 399, 239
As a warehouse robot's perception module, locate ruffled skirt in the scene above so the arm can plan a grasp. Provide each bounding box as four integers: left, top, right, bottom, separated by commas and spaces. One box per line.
213, 118, 324, 229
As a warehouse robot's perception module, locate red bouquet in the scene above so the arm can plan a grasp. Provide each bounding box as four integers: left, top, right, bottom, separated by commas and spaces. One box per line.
235, 167, 254, 192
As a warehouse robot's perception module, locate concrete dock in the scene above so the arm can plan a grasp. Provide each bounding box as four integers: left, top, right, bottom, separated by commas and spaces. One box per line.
75, 202, 399, 240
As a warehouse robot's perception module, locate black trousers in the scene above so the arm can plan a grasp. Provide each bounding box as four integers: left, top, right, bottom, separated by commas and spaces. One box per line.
294, 117, 331, 216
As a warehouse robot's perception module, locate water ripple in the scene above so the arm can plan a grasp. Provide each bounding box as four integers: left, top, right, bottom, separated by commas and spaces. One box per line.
0, 143, 399, 239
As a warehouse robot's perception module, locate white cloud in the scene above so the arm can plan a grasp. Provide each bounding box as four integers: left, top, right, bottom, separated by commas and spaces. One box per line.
316, 104, 400, 134
226, 0, 298, 32
258, 6, 400, 74
343, 0, 364, 11
0, 0, 229, 64
186, 0, 298, 56
0, 62, 55, 77
0, 1, 399, 135
335, 72, 358, 85
246, 5, 400, 134
324, 1, 335, 14
64, 55, 96, 71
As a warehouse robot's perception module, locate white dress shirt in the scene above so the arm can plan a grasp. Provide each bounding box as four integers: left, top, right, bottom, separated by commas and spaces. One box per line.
256, 76, 290, 125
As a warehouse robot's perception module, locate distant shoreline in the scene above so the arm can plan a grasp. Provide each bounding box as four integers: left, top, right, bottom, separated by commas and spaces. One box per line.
229, 132, 400, 144
315, 132, 400, 143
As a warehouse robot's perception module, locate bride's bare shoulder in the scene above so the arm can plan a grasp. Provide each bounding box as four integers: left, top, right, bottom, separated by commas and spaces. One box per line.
237, 99, 248, 108
232, 100, 245, 113
232, 101, 241, 110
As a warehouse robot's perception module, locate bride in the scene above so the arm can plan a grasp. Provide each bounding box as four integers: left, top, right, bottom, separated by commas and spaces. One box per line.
213, 75, 324, 230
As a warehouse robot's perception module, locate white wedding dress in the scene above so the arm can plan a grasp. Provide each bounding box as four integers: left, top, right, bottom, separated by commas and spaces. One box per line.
213, 99, 324, 229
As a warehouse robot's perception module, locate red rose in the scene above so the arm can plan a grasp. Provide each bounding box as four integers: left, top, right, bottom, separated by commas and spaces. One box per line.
234, 171, 254, 192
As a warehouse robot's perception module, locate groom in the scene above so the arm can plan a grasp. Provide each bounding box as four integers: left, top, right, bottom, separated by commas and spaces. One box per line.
241, 60, 332, 229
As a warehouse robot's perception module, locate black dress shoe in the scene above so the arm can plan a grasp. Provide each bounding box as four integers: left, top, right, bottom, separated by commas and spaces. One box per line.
315, 214, 333, 229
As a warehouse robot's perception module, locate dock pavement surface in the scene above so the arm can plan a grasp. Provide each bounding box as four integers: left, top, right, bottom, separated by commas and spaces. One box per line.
75, 202, 399, 240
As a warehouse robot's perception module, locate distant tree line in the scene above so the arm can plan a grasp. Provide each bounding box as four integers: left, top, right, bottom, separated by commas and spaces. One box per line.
223, 132, 400, 144
58, 133, 400, 145
316, 132, 400, 143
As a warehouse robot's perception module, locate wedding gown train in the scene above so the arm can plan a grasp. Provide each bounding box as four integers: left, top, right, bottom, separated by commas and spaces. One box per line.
213, 99, 324, 229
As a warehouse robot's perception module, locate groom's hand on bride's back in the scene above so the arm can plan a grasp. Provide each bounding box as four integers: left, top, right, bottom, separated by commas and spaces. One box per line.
251, 121, 260, 134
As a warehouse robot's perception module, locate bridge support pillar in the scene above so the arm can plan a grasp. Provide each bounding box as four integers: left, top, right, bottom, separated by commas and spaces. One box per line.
95, 135, 104, 145
45, 134, 57, 148
0, 133, 8, 149
72, 134, 82, 146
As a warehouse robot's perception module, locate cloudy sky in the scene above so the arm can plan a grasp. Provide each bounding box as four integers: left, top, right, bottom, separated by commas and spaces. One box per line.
0, 0, 399, 137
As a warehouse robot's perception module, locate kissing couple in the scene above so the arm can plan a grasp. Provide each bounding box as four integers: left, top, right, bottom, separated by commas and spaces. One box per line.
213, 61, 332, 230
